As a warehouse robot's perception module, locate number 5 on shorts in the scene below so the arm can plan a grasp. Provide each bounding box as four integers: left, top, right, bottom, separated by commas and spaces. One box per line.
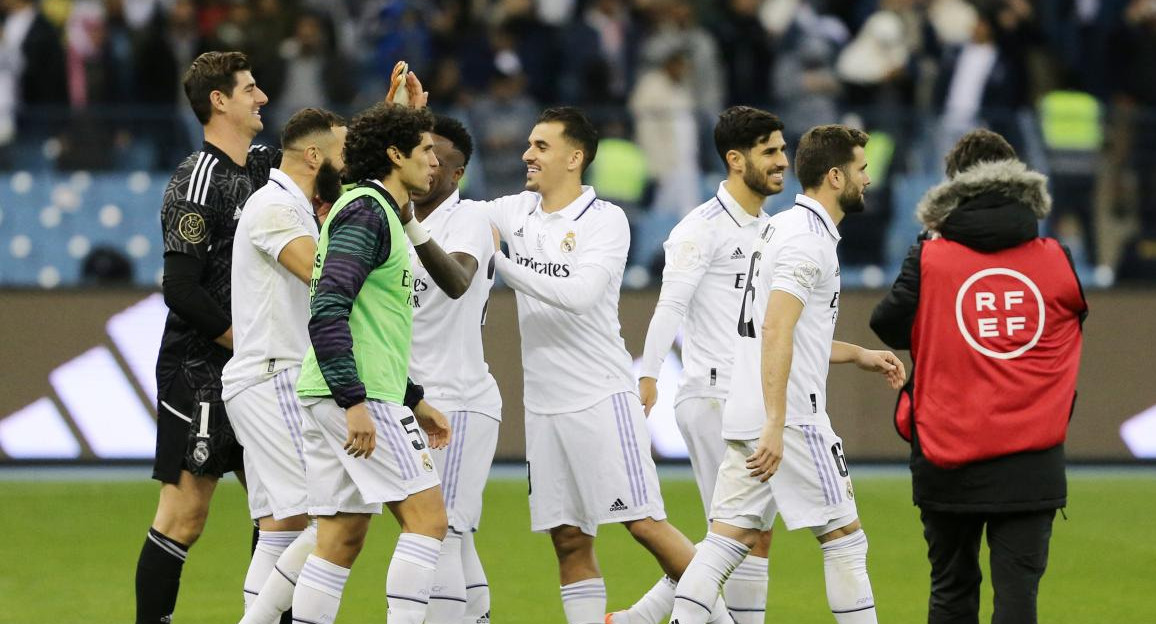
399, 414, 427, 451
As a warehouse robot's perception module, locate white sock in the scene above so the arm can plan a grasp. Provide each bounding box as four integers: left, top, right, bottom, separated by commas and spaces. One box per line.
560, 578, 607, 624
820, 530, 876, 624
243, 530, 301, 611
613, 576, 675, 624
387, 533, 443, 624
722, 555, 768, 624
427, 532, 467, 624
670, 533, 750, 624
461, 532, 490, 624
706, 595, 735, 624
291, 554, 349, 624
239, 525, 317, 624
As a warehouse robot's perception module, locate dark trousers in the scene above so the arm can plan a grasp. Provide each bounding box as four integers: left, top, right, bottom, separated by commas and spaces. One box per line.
921, 508, 1055, 624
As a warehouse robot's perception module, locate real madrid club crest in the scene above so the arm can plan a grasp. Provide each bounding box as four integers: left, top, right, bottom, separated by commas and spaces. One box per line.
191, 401, 212, 467
846, 481, 855, 500
192, 440, 210, 466
422, 452, 434, 472
560, 231, 577, 253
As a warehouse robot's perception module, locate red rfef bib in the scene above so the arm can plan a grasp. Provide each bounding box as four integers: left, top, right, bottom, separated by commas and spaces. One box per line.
901, 238, 1085, 468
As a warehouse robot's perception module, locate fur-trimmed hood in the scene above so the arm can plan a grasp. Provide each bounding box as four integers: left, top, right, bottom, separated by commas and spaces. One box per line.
916, 159, 1052, 230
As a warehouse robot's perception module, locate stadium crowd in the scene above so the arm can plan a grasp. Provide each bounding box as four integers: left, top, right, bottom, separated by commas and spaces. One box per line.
2, 0, 1155, 278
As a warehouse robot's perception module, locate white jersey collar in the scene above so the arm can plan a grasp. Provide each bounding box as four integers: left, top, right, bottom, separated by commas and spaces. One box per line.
793, 193, 842, 242
418, 189, 460, 224
535, 185, 598, 220
267, 168, 313, 212
715, 181, 765, 227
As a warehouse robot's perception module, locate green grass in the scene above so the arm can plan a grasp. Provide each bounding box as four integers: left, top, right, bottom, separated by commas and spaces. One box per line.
2, 470, 1153, 623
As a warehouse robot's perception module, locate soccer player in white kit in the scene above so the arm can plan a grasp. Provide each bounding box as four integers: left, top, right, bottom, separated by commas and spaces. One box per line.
484, 107, 731, 624
613, 106, 788, 624
407, 115, 502, 624
221, 107, 346, 623
668, 125, 906, 624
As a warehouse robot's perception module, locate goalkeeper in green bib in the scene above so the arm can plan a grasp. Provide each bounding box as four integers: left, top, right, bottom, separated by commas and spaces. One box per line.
292, 102, 453, 624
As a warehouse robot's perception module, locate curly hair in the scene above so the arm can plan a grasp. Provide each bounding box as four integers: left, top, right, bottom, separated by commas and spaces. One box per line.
795, 124, 870, 190
945, 129, 1017, 178
714, 106, 785, 168
433, 115, 474, 167
183, 51, 252, 125
343, 104, 434, 183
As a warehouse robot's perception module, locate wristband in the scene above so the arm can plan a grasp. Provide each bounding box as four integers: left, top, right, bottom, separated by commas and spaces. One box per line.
404, 217, 431, 246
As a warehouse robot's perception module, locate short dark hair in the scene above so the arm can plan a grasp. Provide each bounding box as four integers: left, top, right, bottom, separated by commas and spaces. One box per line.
344, 103, 434, 183
183, 51, 252, 125
432, 115, 474, 167
714, 106, 785, 168
794, 124, 870, 190
281, 108, 346, 149
536, 106, 598, 172
945, 129, 1017, 178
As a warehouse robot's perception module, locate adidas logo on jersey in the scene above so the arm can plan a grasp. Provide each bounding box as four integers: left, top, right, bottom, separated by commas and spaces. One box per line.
514, 226, 524, 237
731, 247, 745, 259
609, 498, 629, 512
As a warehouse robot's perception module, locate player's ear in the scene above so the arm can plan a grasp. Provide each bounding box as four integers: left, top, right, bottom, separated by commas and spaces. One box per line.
210, 89, 227, 114
451, 166, 466, 185
567, 149, 583, 172
826, 166, 843, 190
387, 145, 404, 167
726, 149, 745, 175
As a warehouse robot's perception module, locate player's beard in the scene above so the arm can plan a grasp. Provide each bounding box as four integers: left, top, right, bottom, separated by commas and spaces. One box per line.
317, 158, 344, 204
839, 180, 866, 214
742, 156, 781, 197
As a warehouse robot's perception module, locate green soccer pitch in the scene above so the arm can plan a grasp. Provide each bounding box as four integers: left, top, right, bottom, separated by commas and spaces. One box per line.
2, 467, 1153, 623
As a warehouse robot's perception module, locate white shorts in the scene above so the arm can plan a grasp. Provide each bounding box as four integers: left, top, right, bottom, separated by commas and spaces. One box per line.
224, 368, 307, 521
675, 396, 727, 519
710, 423, 858, 532
433, 411, 499, 532
300, 397, 440, 517
526, 392, 666, 536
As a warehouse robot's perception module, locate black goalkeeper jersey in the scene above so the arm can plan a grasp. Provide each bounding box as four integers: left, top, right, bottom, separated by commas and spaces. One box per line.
156, 141, 281, 395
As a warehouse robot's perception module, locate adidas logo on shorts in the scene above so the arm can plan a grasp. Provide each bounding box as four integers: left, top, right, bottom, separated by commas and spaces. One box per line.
731, 246, 745, 259
514, 227, 524, 237
609, 498, 629, 512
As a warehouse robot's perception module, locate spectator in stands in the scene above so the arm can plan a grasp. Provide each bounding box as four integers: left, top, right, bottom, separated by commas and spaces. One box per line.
1, 0, 68, 162
467, 62, 538, 197
268, 11, 357, 131
641, 0, 724, 172
934, 0, 1032, 155
711, 0, 774, 107
629, 43, 700, 216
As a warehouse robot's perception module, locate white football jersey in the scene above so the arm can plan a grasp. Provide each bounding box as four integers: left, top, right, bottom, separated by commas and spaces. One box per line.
222, 168, 317, 400
723, 194, 842, 440
485, 186, 636, 414
408, 190, 502, 420
652, 182, 769, 402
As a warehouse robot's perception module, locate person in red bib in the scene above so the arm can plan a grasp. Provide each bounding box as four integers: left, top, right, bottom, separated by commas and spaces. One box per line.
870, 129, 1087, 624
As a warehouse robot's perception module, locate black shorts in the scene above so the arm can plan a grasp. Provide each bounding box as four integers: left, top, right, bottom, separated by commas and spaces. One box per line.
152, 374, 244, 483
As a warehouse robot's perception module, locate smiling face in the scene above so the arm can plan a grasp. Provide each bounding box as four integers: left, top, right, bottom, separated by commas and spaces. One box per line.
522, 121, 583, 195
736, 130, 789, 198
217, 70, 268, 138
